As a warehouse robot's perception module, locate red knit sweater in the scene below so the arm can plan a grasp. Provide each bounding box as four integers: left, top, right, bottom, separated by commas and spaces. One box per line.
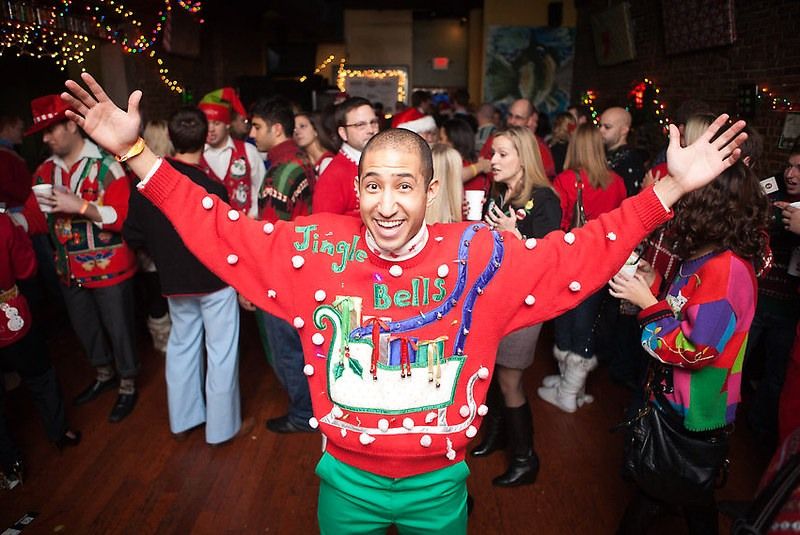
142, 160, 671, 478
311, 150, 359, 216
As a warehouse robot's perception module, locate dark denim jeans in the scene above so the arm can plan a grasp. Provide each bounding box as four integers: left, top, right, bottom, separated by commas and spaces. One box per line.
554, 288, 607, 358
256, 310, 313, 427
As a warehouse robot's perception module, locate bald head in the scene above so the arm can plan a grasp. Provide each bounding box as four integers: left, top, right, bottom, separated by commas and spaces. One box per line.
599, 107, 631, 150
359, 128, 434, 186
507, 99, 538, 132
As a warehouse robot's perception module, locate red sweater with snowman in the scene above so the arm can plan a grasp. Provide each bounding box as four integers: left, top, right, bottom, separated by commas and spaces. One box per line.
142, 159, 671, 478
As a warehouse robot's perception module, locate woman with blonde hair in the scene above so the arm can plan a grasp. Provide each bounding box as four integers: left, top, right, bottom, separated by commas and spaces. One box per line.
470, 126, 561, 487
143, 120, 173, 158
538, 124, 626, 413
427, 144, 463, 225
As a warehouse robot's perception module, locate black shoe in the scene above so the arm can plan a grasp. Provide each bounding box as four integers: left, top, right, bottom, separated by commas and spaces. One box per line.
4, 459, 24, 488
471, 415, 506, 457
265, 415, 316, 434
492, 400, 539, 487
492, 451, 540, 487
55, 430, 82, 451
73, 377, 117, 406
108, 392, 137, 423
471, 377, 505, 457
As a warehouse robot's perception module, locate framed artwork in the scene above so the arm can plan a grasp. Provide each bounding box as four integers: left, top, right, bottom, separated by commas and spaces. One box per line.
336, 65, 408, 114
483, 26, 575, 119
779, 112, 800, 150
590, 3, 636, 66
662, 0, 736, 55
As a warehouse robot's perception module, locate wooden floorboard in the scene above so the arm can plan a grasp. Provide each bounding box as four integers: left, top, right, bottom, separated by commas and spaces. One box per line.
0, 312, 769, 534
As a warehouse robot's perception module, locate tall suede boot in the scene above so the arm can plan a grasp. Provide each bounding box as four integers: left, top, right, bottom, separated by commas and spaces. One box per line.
538, 352, 598, 413
493, 400, 539, 487
471, 377, 506, 457
147, 313, 171, 354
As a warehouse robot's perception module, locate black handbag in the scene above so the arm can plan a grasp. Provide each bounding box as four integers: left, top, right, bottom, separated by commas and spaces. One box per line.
619, 367, 731, 506
570, 170, 587, 229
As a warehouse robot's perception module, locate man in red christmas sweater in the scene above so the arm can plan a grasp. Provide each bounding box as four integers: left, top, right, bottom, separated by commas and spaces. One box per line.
312, 97, 379, 216
28, 94, 139, 423
62, 73, 747, 533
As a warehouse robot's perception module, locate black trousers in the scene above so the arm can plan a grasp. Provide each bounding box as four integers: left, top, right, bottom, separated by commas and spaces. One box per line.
60, 278, 139, 378
0, 326, 67, 469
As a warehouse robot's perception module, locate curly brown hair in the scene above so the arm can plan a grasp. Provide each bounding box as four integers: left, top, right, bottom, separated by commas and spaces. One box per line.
666, 162, 771, 272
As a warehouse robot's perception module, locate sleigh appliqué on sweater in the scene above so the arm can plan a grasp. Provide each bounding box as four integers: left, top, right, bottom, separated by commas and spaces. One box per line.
314, 304, 466, 415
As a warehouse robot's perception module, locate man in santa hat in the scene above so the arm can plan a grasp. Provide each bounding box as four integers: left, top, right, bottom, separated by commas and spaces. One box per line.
198, 88, 266, 218
392, 107, 439, 146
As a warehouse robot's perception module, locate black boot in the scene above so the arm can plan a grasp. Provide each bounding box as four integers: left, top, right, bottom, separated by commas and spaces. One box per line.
470, 377, 506, 457
492, 400, 539, 487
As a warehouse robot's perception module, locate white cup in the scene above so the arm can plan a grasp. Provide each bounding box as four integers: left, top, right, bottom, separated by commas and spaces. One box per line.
32, 184, 54, 213
616, 252, 640, 278
464, 190, 485, 221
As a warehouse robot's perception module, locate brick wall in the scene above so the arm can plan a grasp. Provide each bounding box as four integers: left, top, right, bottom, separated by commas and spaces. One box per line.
572, 0, 800, 176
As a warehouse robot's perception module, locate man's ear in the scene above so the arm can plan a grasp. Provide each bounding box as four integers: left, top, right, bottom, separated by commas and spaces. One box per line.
426, 177, 440, 206
338, 126, 348, 144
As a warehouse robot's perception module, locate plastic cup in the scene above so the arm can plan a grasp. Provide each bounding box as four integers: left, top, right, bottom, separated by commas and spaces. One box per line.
32, 184, 54, 213
617, 252, 640, 278
464, 190, 485, 221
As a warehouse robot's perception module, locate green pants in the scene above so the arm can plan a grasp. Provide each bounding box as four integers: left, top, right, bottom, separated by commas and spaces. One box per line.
316, 453, 469, 535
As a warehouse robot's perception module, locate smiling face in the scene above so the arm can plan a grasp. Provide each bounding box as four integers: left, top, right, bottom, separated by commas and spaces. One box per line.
490, 135, 522, 186
358, 147, 439, 253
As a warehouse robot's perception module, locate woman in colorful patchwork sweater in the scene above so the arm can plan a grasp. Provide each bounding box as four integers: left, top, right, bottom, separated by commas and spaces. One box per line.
609, 162, 771, 534
62, 73, 749, 534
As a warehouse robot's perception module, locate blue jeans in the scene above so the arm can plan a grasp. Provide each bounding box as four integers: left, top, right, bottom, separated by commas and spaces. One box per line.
166, 286, 241, 443
553, 288, 606, 358
256, 310, 312, 427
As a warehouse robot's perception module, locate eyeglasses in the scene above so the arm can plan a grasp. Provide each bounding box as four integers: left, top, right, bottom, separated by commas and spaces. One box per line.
344, 119, 380, 130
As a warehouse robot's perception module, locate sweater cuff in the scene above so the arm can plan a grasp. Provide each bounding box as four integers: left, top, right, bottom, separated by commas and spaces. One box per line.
140, 159, 180, 206
632, 186, 673, 232
637, 300, 673, 326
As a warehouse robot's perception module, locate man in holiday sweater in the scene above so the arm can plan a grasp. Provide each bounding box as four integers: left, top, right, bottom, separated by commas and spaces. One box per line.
62, 73, 747, 533
599, 106, 646, 197
246, 96, 316, 433
123, 107, 244, 444
28, 94, 139, 423
312, 97, 378, 216
198, 88, 266, 218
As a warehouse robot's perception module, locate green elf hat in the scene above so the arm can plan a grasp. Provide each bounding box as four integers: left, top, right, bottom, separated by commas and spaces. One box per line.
198, 87, 246, 124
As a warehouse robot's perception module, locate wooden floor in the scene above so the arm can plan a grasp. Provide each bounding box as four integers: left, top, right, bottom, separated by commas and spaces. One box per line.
0, 308, 770, 534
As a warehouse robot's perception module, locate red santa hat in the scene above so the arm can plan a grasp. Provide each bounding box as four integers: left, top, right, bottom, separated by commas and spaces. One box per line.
25, 94, 74, 136
198, 87, 247, 124
391, 107, 436, 134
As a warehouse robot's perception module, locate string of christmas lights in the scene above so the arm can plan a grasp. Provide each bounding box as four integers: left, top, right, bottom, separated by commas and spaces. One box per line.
0, 1, 202, 93
299, 54, 338, 82
579, 90, 598, 124
757, 86, 798, 112
337, 62, 407, 102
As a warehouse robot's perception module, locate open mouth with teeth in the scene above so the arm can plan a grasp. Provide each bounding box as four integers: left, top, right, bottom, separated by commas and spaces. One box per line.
375, 219, 405, 231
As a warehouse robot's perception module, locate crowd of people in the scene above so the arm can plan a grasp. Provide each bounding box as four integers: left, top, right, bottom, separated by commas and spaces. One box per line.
0, 72, 798, 533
